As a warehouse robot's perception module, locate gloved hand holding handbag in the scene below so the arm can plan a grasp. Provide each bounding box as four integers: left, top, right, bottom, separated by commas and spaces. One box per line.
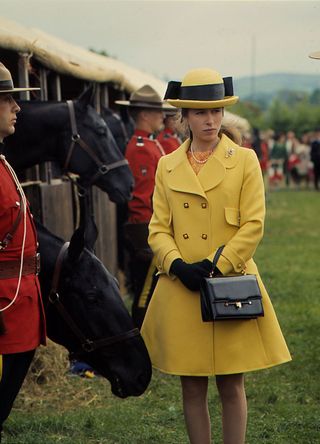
170, 258, 213, 291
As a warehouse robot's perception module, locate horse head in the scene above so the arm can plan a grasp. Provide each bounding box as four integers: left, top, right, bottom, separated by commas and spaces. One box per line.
5, 88, 134, 204
100, 105, 134, 155
62, 87, 134, 203
37, 220, 151, 398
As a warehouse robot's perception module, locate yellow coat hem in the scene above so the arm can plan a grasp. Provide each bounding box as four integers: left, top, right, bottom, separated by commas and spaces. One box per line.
151, 357, 292, 377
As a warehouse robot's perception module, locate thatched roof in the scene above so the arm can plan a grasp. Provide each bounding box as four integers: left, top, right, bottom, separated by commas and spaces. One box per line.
0, 16, 166, 95
0, 16, 250, 132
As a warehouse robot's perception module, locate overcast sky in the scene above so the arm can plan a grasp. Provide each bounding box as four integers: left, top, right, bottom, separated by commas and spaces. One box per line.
1, 0, 320, 82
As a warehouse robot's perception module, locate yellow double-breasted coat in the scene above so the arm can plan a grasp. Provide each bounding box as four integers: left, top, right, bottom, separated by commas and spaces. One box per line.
141, 134, 291, 376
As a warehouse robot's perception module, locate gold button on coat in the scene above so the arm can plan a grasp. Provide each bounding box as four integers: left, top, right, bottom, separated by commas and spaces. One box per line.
202, 234, 207, 239
201, 203, 207, 208
184, 203, 189, 208
183, 233, 189, 239
142, 134, 291, 377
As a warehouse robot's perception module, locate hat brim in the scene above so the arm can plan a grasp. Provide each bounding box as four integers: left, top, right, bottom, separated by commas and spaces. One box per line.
0, 87, 41, 93
115, 100, 164, 110
166, 96, 239, 109
309, 51, 320, 60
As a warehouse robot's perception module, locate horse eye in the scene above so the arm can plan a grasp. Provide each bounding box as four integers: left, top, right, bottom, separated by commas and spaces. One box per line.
96, 126, 107, 135
86, 291, 100, 304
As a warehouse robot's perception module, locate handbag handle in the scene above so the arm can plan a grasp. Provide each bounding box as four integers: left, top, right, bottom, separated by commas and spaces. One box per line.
210, 245, 225, 276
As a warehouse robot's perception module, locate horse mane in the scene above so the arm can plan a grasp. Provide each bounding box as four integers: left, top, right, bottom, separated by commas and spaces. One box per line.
35, 219, 64, 244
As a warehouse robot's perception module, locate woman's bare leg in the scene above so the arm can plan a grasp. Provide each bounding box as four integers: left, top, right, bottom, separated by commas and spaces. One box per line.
216, 373, 247, 444
180, 376, 211, 444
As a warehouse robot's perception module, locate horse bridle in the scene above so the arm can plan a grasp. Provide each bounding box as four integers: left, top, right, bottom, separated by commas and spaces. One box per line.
64, 100, 129, 192
48, 242, 140, 354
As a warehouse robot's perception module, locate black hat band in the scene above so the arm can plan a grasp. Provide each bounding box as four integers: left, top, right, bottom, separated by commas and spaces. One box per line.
0, 79, 14, 91
164, 77, 234, 101
130, 100, 163, 107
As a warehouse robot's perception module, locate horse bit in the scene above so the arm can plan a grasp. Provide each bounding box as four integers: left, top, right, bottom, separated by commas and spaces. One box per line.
64, 100, 128, 193
48, 242, 140, 354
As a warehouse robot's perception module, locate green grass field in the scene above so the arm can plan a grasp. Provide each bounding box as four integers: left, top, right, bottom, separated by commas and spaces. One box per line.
3, 190, 320, 444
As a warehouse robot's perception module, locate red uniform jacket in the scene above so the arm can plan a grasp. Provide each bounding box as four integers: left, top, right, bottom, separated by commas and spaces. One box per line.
157, 128, 181, 154
125, 130, 165, 223
0, 154, 46, 354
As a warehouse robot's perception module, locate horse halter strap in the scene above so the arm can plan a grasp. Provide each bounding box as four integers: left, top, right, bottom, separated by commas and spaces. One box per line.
48, 242, 140, 353
64, 100, 128, 189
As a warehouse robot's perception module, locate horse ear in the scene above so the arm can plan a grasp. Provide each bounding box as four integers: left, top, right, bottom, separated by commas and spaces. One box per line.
77, 85, 95, 109
84, 216, 98, 252
68, 226, 85, 262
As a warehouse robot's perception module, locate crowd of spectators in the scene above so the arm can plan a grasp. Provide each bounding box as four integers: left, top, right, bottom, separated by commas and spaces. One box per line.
243, 128, 320, 190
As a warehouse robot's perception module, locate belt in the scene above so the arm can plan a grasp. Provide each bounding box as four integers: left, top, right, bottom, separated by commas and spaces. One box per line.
0, 253, 40, 279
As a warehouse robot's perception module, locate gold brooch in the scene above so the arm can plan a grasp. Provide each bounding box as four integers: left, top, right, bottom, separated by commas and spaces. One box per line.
225, 148, 235, 158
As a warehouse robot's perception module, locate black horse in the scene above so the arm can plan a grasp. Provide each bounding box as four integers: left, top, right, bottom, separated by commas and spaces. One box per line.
101, 105, 134, 155
4, 88, 133, 204
36, 219, 151, 398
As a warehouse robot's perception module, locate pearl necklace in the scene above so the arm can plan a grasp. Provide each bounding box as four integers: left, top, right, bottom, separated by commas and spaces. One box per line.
190, 139, 219, 164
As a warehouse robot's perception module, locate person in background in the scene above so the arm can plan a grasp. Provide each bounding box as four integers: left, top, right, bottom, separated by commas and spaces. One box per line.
141, 68, 291, 444
285, 131, 298, 186
157, 105, 181, 154
269, 133, 287, 188
289, 133, 311, 188
0, 62, 45, 442
259, 130, 270, 184
310, 128, 320, 190
115, 85, 165, 328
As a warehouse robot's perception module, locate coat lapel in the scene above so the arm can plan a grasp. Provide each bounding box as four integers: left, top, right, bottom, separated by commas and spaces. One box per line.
165, 140, 207, 198
197, 134, 239, 192
165, 134, 240, 197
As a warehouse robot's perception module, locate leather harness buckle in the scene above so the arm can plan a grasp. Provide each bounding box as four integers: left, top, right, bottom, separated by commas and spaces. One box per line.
36, 252, 41, 275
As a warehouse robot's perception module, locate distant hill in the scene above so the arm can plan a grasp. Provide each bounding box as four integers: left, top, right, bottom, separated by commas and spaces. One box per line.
234, 73, 320, 101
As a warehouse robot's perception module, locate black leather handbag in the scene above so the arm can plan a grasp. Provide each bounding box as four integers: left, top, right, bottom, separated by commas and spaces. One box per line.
200, 246, 264, 322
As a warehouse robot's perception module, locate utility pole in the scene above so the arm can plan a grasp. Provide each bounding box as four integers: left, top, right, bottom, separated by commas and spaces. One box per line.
251, 34, 256, 99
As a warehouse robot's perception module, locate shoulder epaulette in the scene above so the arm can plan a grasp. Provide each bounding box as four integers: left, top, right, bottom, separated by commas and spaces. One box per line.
136, 136, 144, 147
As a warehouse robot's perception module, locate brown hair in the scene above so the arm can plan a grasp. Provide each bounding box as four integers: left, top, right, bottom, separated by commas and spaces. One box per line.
177, 108, 242, 145
128, 107, 143, 123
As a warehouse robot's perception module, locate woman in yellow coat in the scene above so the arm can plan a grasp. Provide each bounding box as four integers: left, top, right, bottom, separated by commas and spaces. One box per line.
141, 68, 291, 444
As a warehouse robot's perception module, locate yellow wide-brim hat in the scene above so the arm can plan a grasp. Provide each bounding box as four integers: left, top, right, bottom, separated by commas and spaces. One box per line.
164, 68, 239, 109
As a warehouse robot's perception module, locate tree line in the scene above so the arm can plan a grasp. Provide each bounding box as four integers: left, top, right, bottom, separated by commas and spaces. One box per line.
233, 89, 320, 136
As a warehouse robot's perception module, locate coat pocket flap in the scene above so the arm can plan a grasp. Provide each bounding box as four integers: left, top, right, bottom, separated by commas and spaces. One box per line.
224, 207, 240, 227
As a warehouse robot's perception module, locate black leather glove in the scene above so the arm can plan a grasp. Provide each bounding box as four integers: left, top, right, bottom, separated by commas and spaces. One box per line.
170, 258, 213, 291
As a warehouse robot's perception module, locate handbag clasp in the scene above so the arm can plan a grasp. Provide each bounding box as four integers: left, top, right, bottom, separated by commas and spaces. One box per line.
224, 300, 252, 309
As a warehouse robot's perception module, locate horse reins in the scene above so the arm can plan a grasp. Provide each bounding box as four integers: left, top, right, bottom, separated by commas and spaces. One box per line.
64, 100, 128, 191
48, 242, 140, 353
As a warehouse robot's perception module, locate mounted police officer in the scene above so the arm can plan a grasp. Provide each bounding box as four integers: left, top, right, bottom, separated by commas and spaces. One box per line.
0, 62, 45, 441
116, 85, 166, 328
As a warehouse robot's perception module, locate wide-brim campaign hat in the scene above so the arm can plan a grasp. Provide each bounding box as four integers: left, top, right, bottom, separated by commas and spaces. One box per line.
0, 62, 40, 93
309, 50, 320, 60
115, 84, 165, 109
164, 68, 239, 109
163, 103, 179, 116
